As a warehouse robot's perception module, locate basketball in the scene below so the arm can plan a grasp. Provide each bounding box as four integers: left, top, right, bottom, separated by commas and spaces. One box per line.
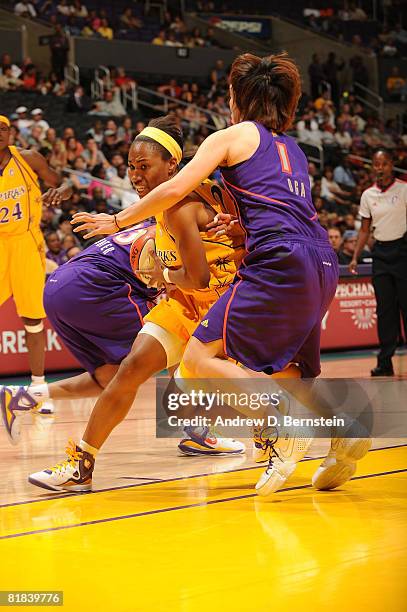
129, 225, 156, 286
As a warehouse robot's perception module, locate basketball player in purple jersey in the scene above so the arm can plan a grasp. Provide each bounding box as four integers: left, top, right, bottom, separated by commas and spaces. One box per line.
72, 53, 371, 496
1, 226, 157, 444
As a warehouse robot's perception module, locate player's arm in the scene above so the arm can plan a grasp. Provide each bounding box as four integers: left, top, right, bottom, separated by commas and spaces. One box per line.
164, 200, 210, 290
72, 128, 234, 238
349, 217, 371, 275
20, 149, 72, 205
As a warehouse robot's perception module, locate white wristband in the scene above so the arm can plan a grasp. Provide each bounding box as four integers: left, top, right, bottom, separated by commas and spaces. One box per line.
163, 267, 171, 283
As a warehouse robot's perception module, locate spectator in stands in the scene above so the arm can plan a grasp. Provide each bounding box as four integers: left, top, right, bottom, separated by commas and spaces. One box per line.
349, 55, 369, 88
14, 0, 37, 18
117, 116, 133, 144
27, 125, 44, 150
348, 2, 368, 21
334, 123, 353, 150
66, 136, 84, 167
170, 16, 187, 35
89, 88, 127, 117
152, 30, 167, 45
15, 106, 32, 135
323, 52, 344, 106
98, 18, 114, 40
42, 127, 57, 151
165, 32, 182, 47
49, 139, 67, 172
158, 78, 182, 99
210, 59, 228, 91
321, 166, 352, 211
308, 53, 325, 100
66, 85, 92, 112
314, 90, 334, 114
338, 230, 370, 265
391, 23, 407, 46
1, 53, 22, 79
30, 109, 50, 139
114, 67, 136, 92
49, 24, 69, 81
70, 156, 92, 192
334, 155, 357, 189
111, 163, 136, 208
87, 120, 104, 145
82, 136, 107, 169
45, 232, 69, 266
22, 64, 37, 90
328, 227, 343, 254
71, 0, 88, 18
82, 21, 102, 38
0, 66, 23, 90
88, 169, 113, 202
100, 129, 119, 161
119, 7, 142, 30
57, 0, 71, 16
386, 66, 407, 101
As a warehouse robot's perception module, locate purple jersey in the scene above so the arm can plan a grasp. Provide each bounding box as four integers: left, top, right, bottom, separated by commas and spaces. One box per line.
221, 122, 328, 252
44, 225, 157, 373
69, 225, 156, 301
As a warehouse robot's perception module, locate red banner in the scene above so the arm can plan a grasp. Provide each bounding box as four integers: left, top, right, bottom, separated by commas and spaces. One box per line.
0, 276, 379, 376
0, 298, 80, 376
321, 275, 378, 349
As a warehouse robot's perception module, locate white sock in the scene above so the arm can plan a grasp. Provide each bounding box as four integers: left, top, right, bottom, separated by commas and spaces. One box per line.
31, 375, 45, 385
79, 439, 99, 457
28, 383, 50, 401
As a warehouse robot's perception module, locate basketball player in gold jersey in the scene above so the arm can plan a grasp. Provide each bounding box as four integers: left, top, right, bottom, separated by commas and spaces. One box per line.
0, 115, 72, 415
29, 115, 247, 491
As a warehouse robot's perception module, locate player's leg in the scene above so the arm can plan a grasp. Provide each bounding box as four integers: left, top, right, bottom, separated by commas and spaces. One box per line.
30, 365, 120, 402
28, 331, 168, 491
21, 316, 45, 378
11, 231, 50, 404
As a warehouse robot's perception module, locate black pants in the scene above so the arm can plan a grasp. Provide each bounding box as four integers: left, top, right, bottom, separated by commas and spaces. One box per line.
372, 238, 407, 365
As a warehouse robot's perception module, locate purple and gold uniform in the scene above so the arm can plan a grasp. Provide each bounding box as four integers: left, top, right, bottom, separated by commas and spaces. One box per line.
0, 146, 46, 318
193, 123, 339, 377
142, 180, 244, 362
44, 226, 157, 374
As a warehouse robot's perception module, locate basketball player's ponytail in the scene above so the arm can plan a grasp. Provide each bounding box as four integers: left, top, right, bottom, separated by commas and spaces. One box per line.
229, 52, 301, 133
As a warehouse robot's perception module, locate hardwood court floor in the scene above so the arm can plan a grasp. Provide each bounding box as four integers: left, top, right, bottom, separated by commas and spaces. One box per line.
0, 352, 406, 611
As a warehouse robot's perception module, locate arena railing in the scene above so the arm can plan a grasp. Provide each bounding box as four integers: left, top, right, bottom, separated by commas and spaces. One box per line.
134, 85, 227, 132
353, 82, 384, 119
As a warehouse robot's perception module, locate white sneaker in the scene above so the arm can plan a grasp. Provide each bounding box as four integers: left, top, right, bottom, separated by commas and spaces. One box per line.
312, 437, 372, 491
178, 426, 245, 456
255, 426, 313, 496
28, 440, 94, 492
0, 386, 38, 444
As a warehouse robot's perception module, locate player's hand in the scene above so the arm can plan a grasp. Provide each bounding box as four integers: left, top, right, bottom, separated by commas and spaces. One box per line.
206, 213, 239, 237
71, 212, 117, 238
349, 259, 358, 275
137, 252, 177, 293
42, 187, 63, 207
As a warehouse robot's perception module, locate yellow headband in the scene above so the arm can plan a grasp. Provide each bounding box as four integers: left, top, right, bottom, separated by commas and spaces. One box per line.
137, 126, 182, 164
0, 115, 10, 127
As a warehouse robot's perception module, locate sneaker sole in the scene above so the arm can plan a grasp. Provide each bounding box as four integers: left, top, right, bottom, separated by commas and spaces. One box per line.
28, 476, 91, 492
178, 443, 244, 456
312, 439, 372, 491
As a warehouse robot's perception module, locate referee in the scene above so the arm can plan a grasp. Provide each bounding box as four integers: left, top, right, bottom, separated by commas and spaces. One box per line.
350, 150, 407, 376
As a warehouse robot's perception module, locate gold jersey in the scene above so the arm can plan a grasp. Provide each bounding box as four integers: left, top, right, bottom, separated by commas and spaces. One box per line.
0, 146, 42, 237
154, 180, 245, 301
